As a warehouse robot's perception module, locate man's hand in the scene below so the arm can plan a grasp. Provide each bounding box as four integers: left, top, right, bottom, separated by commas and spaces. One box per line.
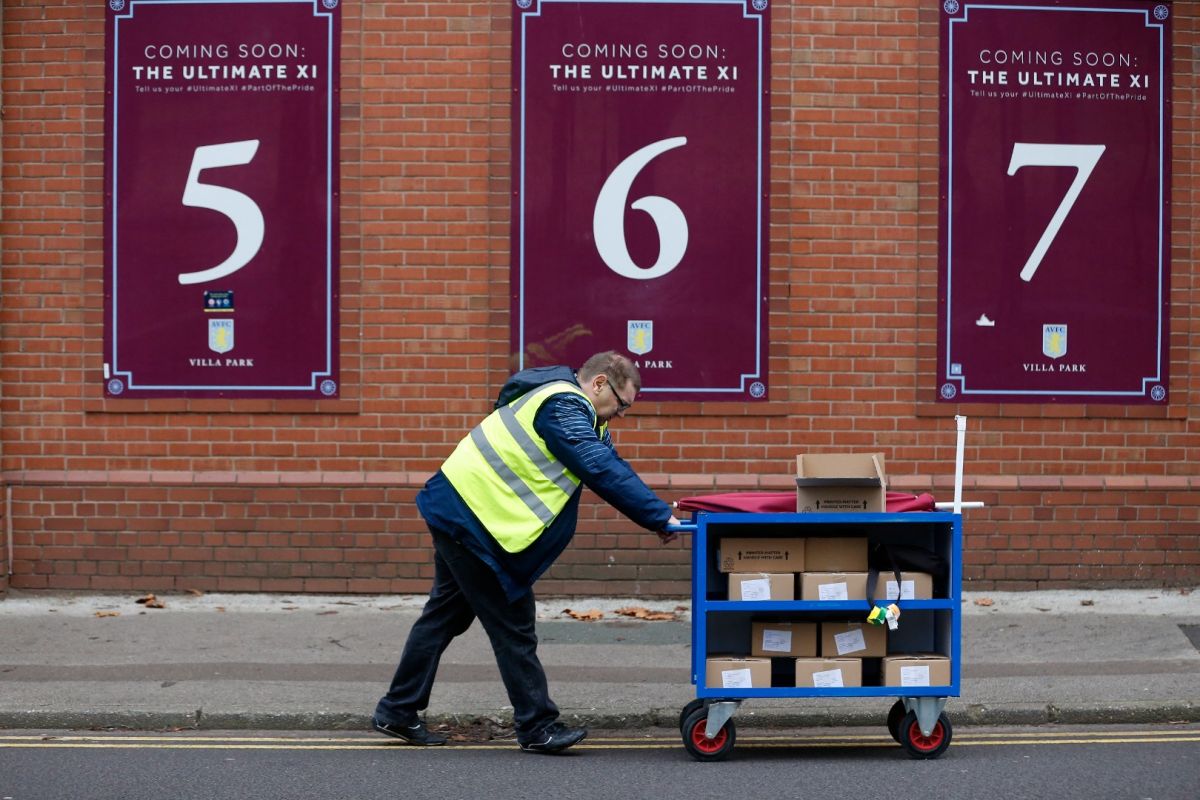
656, 514, 683, 544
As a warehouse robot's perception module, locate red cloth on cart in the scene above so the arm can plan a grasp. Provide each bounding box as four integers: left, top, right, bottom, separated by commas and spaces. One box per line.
676, 491, 936, 514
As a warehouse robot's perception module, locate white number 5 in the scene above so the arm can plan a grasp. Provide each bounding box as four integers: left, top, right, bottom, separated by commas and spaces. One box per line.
177, 139, 264, 285
1007, 142, 1105, 282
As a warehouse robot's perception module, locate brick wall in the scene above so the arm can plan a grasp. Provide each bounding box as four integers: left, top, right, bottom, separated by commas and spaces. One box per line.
4, 475, 1197, 593
1, 1, 1197, 597
1, 484, 8, 596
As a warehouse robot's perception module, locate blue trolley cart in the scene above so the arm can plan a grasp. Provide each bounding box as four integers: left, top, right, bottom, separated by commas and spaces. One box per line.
675, 510, 963, 761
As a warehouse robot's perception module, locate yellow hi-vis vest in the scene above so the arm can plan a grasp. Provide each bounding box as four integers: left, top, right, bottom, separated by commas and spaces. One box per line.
441, 380, 607, 554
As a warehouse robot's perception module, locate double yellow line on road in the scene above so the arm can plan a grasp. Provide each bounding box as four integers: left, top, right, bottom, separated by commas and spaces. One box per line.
1, 729, 1197, 751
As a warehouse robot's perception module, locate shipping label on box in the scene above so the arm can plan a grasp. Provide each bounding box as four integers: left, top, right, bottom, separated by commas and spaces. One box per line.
705, 656, 771, 689
795, 453, 886, 513
751, 621, 817, 657
805, 537, 868, 571
718, 537, 805, 573
882, 655, 951, 687
872, 571, 934, 601
800, 572, 868, 601
794, 657, 863, 688
821, 621, 887, 657
729, 573, 794, 601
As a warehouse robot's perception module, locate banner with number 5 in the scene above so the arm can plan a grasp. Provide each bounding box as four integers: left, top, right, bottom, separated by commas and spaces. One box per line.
512, 0, 770, 401
104, 0, 340, 398
938, 0, 1171, 404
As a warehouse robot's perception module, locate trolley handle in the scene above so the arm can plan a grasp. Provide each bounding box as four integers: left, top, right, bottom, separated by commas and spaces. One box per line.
665, 523, 697, 533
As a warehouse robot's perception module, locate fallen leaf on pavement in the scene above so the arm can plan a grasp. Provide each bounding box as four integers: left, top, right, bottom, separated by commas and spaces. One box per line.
136, 594, 166, 609
316, 610, 338, 616
185, 589, 204, 596
973, 597, 993, 607
1080, 599, 1094, 606
562, 608, 604, 621
94, 611, 120, 618
614, 606, 678, 621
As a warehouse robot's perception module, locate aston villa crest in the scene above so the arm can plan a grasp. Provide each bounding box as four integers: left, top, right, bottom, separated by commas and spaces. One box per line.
1042, 324, 1066, 359
209, 319, 234, 354
627, 320, 653, 355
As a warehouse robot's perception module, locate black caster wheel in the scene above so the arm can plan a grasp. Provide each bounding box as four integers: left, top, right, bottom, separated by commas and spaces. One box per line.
898, 710, 953, 759
681, 706, 736, 762
886, 699, 907, 743
678, 698, 705, 735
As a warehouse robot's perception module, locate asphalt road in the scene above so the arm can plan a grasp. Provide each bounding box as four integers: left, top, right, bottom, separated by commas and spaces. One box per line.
1, 725, 1197, 800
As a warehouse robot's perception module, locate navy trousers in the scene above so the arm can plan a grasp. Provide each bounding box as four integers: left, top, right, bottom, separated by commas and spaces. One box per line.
374, 528, 559, 742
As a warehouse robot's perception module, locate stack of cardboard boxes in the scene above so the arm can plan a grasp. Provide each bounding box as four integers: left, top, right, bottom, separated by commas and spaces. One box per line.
704, 452, 948, 690
717, 534, 922, 688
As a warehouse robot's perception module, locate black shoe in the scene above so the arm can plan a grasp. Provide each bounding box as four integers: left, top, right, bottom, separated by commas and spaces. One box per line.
372, 716, 447, 746
519, 723, 587, 754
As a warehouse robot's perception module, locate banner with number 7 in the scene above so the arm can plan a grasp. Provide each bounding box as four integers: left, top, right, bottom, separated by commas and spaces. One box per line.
937, 0, 1170, 404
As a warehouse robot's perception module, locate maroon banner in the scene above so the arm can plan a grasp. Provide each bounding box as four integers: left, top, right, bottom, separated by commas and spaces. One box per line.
103, 0, 340, 398
937, 0, 1171, 404
512, 0, 770, 401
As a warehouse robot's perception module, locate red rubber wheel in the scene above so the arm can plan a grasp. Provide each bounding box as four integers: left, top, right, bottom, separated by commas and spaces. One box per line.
886, 699, 906, 743
681, 707, 736, 762
678, 698, 705, 735
899, 710, 952, 759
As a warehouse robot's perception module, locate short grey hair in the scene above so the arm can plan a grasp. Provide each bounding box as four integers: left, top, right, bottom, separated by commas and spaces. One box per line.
578, 350, 641, 392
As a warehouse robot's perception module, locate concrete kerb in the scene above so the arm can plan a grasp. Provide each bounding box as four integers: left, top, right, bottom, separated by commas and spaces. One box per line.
3, 702, 1197, 735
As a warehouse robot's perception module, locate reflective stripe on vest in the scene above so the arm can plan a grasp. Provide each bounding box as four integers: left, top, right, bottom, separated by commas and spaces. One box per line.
441, 381, 601, 553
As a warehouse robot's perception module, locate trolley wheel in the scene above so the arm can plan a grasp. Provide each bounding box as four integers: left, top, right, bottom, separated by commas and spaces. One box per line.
678, 699, 705, 734
681, 707, 736, 762
898, 710, 953, 759
886, 699, 907, 743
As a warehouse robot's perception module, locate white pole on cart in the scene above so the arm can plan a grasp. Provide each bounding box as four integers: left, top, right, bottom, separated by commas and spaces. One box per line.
953, 415, 966, 515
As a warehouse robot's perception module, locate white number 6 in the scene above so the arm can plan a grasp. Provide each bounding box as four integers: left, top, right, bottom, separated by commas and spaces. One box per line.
177, 139, 264, 285
1007, 142, 1105, 283
593, 136, 688, 280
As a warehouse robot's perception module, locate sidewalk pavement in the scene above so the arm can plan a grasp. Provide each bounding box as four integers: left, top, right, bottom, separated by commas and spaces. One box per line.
1, 588, 1197, 735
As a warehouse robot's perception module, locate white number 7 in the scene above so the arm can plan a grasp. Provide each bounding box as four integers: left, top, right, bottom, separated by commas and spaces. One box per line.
1007, 142, 1105, 282
177, 139, 264, 285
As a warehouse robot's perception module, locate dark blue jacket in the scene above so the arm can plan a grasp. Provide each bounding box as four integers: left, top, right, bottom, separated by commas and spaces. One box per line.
416, 365, 672, 600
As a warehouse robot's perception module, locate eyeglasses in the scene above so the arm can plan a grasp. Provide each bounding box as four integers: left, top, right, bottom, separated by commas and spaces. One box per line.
606, 380, 633, 414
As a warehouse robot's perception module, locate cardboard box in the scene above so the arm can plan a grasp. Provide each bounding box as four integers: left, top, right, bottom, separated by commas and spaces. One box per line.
705, 656, 771, 689
794, 658, 863, 688
750, 621, 818, 657
800, 572, 869, 601
871, 571, 934, 601
821, 621, 887, 657
882, 654, 951, 687
719, 537, 805, 573
728, 573, 795, 601
805, 537, 868, 571
795, 453, 886, 513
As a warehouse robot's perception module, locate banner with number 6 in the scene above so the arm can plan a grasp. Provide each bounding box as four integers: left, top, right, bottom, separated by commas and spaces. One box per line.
938, 0, 1171, 404
511, 0, 770, 401
103, 0, 340, 398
